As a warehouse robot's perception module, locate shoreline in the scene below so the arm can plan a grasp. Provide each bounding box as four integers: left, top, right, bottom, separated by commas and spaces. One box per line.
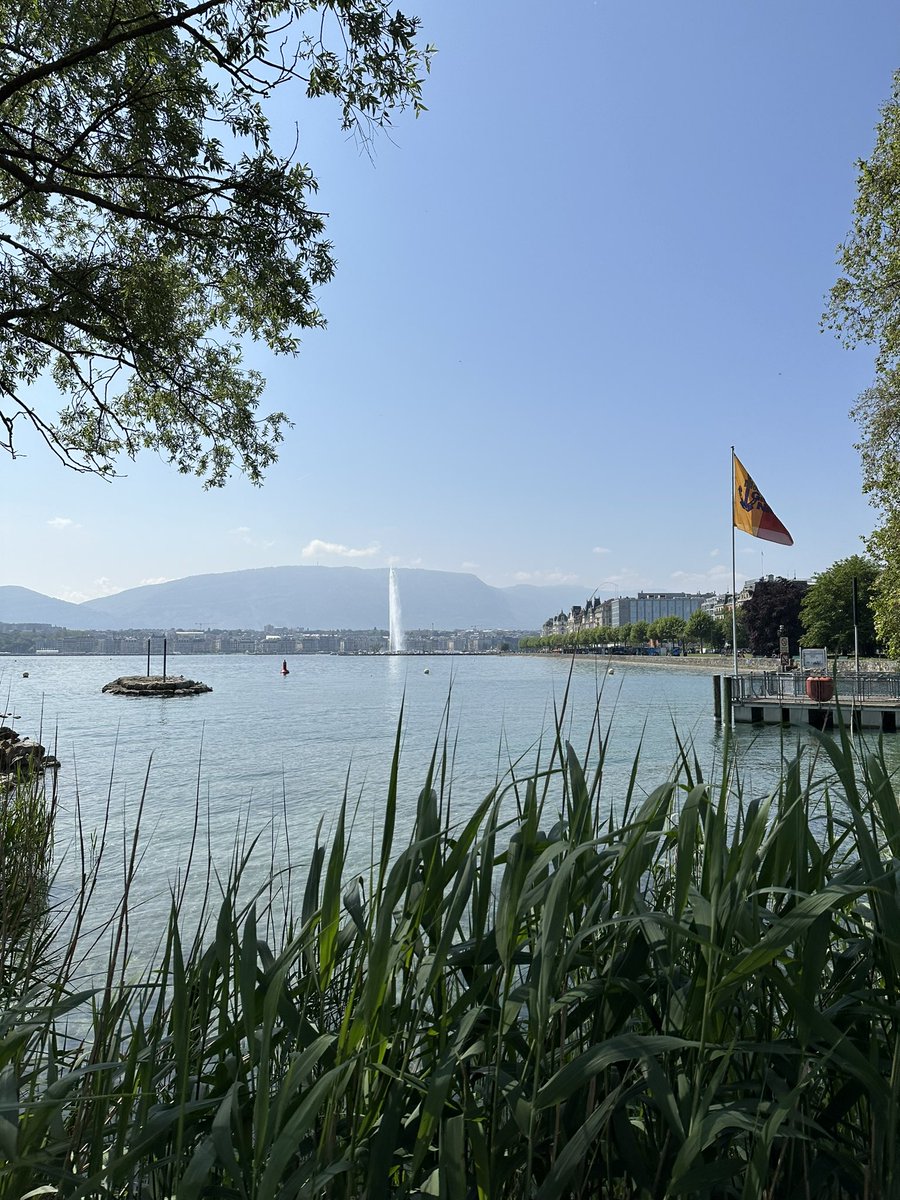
519, 652, 896, 675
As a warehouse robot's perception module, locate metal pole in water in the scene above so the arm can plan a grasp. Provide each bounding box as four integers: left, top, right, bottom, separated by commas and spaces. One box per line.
146, 638, 151, 677
723, 675, 733, 726
162, 637, 167, 681
713, 674, 722, 724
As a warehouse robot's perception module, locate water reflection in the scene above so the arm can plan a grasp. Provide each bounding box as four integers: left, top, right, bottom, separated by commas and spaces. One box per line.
2, 653, 897, 969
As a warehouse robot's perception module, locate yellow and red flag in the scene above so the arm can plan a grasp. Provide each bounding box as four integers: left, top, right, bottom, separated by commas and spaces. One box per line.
733, 454, 793, 546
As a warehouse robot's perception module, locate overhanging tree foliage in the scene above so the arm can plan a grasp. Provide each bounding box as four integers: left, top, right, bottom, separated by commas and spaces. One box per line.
826, 70, 900, 650
825, 71, 900, 375
0, 0, 430, 484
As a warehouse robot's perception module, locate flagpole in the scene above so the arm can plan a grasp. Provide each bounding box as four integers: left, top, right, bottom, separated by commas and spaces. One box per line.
731, 446, 738, 680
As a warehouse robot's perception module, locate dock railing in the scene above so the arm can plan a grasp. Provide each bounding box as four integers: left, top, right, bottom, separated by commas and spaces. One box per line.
732, 671, 900, 703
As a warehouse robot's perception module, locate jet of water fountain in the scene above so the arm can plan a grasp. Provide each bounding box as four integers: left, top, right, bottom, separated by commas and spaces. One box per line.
389, 567, 405, 653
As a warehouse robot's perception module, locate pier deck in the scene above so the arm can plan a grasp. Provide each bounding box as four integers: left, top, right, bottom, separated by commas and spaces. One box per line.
722, 672, 900, 731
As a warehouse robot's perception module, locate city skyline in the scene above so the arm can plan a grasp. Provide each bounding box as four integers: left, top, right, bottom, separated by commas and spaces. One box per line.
3, 2, 898, 603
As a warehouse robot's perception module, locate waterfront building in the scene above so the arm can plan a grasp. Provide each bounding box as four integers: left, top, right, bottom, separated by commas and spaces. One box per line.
544, 591, 715, 633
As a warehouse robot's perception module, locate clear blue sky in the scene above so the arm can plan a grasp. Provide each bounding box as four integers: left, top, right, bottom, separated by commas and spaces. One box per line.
4, 0, 899, 604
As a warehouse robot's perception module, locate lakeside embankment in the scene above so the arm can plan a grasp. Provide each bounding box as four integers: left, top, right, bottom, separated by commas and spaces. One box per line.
524, 651, 896, 674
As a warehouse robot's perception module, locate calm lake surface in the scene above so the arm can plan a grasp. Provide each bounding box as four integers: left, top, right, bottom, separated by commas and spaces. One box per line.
1, 653, 890, 955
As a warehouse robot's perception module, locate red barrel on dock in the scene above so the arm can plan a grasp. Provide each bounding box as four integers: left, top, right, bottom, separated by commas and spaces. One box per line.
805, 676, 834, 703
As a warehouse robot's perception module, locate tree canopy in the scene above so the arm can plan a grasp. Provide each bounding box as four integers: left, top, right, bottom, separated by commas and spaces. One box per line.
826, 72, 900, 375
684, 608, 718, 651
630, 619, 650, 646
0, 0, 430, 485
649, 615, 685, 646
719, 606, 748, 652
800, 555, 879, 656
826, 71, 900, 649
741, 577, 807, 657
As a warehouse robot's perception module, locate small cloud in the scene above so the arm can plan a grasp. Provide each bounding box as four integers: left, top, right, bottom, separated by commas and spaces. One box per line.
593, 568, 649, 593
61, 576, 170, 603
709, 548, 720, 558
90, 577, 122, 597
670, 565, 733, 591
57, 588, 90, 603
230, 526, 275, 549
58, 577, 122, 601
301, 538, 380, 560
592, 546, 611, 555
47, 516, 80, 530
513, 569, 580, 585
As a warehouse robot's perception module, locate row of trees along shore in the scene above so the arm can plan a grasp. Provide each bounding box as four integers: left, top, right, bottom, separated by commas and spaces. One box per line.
523, 554, 881, 658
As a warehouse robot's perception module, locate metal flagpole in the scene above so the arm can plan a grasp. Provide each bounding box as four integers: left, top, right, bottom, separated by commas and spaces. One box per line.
731, 447, 739, 680
852, 575, 859, 683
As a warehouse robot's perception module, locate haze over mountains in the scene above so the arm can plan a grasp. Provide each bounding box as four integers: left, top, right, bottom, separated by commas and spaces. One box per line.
0, 567, 582, 632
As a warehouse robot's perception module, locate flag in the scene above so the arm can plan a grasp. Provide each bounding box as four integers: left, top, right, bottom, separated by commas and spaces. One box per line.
733, 453, 793, 545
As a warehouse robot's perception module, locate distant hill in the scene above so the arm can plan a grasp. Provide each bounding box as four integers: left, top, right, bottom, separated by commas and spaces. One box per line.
0, 567, 586, 633
73, 567, 585, 631
0, 586, 115, 629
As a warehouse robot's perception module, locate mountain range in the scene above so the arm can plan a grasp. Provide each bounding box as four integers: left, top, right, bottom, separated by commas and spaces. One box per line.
0, 567, 584, 632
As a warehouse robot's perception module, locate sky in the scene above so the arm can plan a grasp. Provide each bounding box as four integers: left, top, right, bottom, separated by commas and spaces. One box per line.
3, 0, 900, 607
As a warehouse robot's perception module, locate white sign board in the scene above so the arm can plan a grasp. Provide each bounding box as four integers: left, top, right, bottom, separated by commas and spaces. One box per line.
800, 647, 827, 673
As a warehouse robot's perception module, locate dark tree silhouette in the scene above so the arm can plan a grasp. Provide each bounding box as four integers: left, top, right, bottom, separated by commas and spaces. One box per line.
742, 577, 808, 657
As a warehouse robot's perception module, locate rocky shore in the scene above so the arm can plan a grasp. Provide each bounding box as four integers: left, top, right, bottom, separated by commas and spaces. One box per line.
0, 726, 59, 790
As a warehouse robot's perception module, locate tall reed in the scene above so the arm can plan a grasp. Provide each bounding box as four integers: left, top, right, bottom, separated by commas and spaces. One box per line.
2, 700, 900, 1198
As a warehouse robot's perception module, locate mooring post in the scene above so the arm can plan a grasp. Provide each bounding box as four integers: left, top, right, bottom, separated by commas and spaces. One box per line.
146, 637, 151, 677
713, 674, 722, 723
723, 674, 733, 724
162, 636, 167, 681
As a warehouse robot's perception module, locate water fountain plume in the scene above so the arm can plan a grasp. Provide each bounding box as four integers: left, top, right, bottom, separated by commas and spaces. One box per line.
388, 567, 405, 653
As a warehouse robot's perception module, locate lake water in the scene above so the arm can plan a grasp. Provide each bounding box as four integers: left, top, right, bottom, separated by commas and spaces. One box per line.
0, 653, 886, 957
